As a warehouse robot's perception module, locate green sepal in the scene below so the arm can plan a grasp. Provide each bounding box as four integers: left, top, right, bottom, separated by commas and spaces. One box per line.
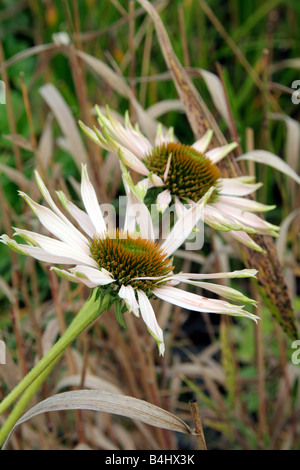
114, 300, 127, 329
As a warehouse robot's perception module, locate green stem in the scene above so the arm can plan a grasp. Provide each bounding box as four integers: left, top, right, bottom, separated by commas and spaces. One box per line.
0, 290, 110, 446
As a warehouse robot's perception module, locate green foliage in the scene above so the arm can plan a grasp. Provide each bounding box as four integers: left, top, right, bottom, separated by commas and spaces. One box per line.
0, 0, 299, 451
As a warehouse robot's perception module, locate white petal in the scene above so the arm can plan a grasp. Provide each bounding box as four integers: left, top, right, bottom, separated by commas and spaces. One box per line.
34, 171, 88, 245
214, 202, 279, 234
153, 286, 258, 321
24, 246, 82, 264
155, 123, 174, 146
123, 176, 155, 240
81, 164, 106, 236
219, 178, 263, 196
156, 189, 172, 214
34, 236, 97, 266
120, 127, 153, 158
19, 192, 90, 252
163, 153, 172, 182
63, 198, 97, 238
174, 196, 188, 219
70, 265, 116, 285
118, 285, 140, 317
206, 142, 238, 164
9, 240, 84, 264
0, 235, 29, 255
137, 290, 165, 355
161, 187, 215, 257
170, 269, 258, 281
13, 228, 94, 265
204, 204, 251, 232
13, 227, 47, 246
229, 230, 265, 252
192, 129, 213, 154
118, 146, 150, 176
148, 172, 165, 187
97, 105, 153, 159
218, 195, 276, 213
78, 120, 101, 145
50, 267, 98, 288
174, 279, 256, 305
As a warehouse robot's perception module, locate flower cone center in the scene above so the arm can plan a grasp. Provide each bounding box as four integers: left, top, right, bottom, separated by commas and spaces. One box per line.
89, 229, 173, 291
144, 142, 220, 202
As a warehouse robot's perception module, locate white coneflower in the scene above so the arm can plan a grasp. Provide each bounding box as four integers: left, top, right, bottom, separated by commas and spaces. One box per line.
1, 165, 258, 355
80, 106, 279, 252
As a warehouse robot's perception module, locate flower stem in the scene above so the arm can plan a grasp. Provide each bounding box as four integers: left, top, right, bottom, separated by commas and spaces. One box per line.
0, 290, 110, 447
0, 350, 65, 448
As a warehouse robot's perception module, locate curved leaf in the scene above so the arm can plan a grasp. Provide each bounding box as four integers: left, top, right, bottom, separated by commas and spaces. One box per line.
2, 390, 193, 449
237, 150, 300, 185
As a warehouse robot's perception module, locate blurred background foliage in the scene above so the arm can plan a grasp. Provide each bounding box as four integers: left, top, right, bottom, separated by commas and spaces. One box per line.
0, 0, 299, 450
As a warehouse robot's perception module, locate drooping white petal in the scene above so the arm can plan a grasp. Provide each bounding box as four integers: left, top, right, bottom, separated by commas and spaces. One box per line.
70, 265, 116, 285
156, 189, 172, 214
168, 269, 258, 281
80, 164, 107, 236
206, 142, 238, 164
213, 202, 279, 234
153, 285, 258, 321
229, 230, 265, 252
219, 178, 263, 196
50, 267, 99, 288
118, 285, 140, 317
137, 289, 165, 355
173, 279, 256, 305
204, 204, 246, 232
161, 186, 215, 257
192, 129, 213, 154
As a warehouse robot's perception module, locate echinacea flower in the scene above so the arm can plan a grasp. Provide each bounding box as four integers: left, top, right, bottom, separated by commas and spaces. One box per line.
1, 165, 258, 355
80, 107, 279, 252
